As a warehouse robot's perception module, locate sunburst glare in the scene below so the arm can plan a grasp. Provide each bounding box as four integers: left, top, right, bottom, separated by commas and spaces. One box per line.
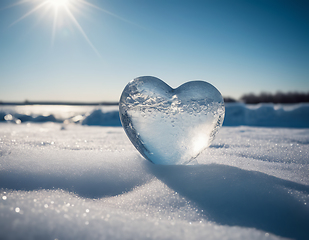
7, 0, 126, 57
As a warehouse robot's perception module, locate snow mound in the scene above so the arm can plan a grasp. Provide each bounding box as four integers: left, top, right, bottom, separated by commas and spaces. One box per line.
82, 109, 121, 126
224, 103, 309, 128
1, 103, 309, 128
0, 112, 59, 123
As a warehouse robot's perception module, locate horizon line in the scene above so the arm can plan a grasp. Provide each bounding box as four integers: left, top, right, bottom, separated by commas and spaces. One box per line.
0, 101, 119, 106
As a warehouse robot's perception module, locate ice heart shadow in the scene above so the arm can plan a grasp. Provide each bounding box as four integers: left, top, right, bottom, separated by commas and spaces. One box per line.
0, 156, 153, 199
148, 163, 309, 240
0, 170, 151, 199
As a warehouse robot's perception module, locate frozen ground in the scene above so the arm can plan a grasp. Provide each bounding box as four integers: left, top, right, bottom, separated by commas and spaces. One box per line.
0, 104, 309, 240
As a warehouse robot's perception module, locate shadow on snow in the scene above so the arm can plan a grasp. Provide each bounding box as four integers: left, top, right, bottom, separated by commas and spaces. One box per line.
1, 161, 309, 240
148, 163, 309, 240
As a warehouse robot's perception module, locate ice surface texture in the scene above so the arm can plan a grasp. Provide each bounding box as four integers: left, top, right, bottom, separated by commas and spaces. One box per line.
119, 76, 225, 165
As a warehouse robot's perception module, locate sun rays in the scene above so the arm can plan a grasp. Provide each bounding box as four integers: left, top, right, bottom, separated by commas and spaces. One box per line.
6, 0, 129, 58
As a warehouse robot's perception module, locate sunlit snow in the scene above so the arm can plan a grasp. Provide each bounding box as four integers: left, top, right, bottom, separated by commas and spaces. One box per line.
0, 104, 308, 240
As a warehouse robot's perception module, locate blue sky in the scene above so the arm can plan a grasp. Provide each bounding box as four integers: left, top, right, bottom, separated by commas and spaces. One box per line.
0, 0, 308, 102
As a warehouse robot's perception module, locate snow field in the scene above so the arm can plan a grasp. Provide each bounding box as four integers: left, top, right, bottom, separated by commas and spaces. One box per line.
0, 123, 308, 239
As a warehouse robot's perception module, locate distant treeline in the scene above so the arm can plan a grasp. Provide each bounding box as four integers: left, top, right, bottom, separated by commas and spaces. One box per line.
224, 92, 309, 104
1, 92, 309, 105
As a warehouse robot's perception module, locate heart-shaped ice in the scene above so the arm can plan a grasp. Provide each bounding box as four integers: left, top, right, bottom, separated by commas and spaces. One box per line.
119, 76, 225, 165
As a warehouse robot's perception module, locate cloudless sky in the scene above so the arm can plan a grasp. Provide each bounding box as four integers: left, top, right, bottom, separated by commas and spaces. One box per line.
0, 0, 308, 102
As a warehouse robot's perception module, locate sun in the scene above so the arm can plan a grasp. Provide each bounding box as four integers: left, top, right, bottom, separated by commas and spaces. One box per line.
47, 0, 71, 8
7, 0, 136, 57
9, 0, 101, 56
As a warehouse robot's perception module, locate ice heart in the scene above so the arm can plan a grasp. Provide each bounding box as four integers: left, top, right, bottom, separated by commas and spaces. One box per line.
119, 76, 225, 165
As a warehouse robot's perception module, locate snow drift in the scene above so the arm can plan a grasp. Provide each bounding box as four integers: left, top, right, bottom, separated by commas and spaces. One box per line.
1, 103, 309, 128
224, 103, 309, 128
